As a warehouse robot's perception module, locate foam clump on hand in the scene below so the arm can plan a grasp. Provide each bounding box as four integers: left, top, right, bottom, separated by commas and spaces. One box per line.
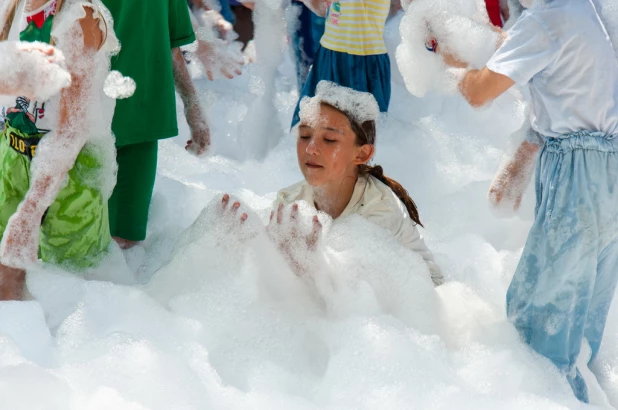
396, 0, 499, 97
0, 41, 71, 102
299, 80, 380, 124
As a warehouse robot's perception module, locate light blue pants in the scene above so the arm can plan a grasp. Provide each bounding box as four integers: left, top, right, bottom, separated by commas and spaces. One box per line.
507, 131, 618, 403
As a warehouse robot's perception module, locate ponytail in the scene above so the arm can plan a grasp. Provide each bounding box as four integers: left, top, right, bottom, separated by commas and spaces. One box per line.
358, 164, 423, 227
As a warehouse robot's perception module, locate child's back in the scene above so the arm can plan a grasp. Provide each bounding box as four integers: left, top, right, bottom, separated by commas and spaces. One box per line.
320, 0, 390, 56
487, 0, 618, 137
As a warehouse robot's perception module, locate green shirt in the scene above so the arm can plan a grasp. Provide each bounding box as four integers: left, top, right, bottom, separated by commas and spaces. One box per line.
101, 0, 196, 146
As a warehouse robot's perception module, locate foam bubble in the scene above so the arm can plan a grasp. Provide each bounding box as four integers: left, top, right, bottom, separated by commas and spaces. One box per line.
300, 81, 380, 125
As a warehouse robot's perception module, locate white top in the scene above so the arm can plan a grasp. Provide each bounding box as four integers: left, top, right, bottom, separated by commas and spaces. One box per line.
276, 175, 444, 286
486, 0, 618, 138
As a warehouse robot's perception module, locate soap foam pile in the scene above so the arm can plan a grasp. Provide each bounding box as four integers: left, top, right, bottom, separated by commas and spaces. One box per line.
2, 1, 618, 409
395, 0, 498, 97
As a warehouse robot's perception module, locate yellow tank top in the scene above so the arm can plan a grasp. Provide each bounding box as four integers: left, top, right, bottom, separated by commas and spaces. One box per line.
319, 0, 390, 56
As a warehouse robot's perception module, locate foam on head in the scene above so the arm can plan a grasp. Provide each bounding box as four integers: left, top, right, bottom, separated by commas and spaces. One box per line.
299, 81, 380, 126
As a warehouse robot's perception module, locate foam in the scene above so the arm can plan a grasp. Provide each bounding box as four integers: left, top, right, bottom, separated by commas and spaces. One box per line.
396, 0, 499, 97
0, 41, 71, 101
299, 80, 380, 125
1, 0, 617, 408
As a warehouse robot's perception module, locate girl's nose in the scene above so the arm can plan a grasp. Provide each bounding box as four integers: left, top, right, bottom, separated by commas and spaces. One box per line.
306, 138, 318, 154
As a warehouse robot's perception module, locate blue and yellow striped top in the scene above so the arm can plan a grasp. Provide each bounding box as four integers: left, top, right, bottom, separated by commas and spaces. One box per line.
320, 0, 390, 56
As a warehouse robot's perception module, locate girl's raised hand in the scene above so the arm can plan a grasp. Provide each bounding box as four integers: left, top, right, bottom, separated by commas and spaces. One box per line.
220, 194, 249, 225
0, 204, 40, 270
267, 203, 323, 275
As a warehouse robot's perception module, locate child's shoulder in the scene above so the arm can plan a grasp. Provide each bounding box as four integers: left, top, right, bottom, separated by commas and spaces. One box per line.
356, 176, 409, 221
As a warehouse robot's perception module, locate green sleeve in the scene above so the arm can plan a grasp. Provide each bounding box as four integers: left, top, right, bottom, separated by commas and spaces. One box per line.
169, 0, 197, 48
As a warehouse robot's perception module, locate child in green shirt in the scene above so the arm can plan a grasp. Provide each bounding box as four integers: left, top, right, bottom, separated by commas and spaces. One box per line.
102, 0, 234, 249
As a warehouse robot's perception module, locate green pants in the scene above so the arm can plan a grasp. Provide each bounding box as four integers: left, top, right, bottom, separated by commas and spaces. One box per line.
108, 141, 158, 241
0, 125, 111, 270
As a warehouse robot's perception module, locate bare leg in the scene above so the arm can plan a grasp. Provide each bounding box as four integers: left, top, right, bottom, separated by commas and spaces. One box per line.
0, 264, 26, 301
112, 236, 140, 250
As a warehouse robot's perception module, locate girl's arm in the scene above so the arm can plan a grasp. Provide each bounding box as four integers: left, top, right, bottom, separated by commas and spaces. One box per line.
0, 7, 104, 268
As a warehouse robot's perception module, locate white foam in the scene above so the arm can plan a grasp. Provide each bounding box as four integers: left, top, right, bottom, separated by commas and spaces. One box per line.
0, 41, 71, 101
300, 80, 380, 124
0, 0, 616, 408
396, 0, 499, 97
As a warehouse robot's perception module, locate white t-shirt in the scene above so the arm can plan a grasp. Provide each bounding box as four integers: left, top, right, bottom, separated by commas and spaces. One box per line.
487, 0, 618, 138
276, 175, 444, 286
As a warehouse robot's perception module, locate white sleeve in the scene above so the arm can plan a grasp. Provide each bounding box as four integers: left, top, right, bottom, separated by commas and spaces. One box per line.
486, 12, 557, 85
398, 219, 445, 286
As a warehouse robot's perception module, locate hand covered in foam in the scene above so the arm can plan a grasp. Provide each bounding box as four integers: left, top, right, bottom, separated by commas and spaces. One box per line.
267, 203, 323, 276
199, 9, 235, 39
0, 202, 41, 270
0, 41, 71, 101
185, 113, 212, 158
218, 194, 253, 240
193, 37, 244, 80
488, 140, 539, 214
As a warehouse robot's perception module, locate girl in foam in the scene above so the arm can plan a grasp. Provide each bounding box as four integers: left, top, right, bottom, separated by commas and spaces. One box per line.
274, 81, 442, 285
0, 0, 128, 300
0, 41, 70, 101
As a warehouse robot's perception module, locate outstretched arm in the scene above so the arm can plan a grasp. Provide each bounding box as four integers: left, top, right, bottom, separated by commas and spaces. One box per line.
0, 6, 104, 268
458, 67, 515, 107
489, 139, 540, 212
172, 47, 211, 156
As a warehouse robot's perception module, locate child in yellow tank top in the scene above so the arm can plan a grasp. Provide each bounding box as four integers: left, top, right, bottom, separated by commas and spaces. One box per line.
291, 0, 392, 127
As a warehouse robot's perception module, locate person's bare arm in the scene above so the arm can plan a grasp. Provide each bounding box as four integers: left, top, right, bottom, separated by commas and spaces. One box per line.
489, 140, 540, 212
172, 47, 211, 156
0, 7, 103, 267
459, 67, 515, 107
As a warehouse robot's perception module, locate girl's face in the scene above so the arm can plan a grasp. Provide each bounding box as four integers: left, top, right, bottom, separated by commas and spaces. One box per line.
297, 104, 374, 188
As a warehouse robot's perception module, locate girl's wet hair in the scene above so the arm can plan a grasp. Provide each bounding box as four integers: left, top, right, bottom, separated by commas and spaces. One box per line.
322, 102, 423, 227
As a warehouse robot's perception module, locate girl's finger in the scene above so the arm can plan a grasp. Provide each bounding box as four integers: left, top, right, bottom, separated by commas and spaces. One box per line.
308, 215, 322, 250
221, 194, 230, 210
240, 213, 248, 224
277, 203, 284, 224
290, 203, 299, 221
